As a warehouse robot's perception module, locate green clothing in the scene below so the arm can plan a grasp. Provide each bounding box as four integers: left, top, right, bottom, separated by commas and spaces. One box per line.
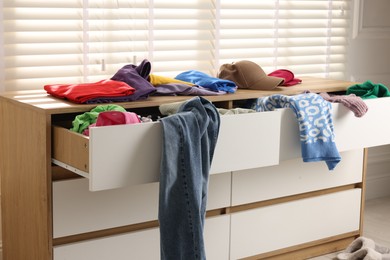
71, 104, 127, 133
346, 80, 390, 99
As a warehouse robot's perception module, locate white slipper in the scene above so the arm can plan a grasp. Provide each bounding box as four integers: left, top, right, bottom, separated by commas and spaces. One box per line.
337, 237, 390, 260
338, 247, 381, 260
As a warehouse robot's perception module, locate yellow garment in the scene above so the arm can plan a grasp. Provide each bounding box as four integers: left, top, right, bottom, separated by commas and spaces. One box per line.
149, 74, 194, 87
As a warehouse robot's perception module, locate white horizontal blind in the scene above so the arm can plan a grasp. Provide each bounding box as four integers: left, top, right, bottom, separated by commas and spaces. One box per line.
86, 0, 149, 82
219, 0, 351, 79
146, 0, 216, 78
0, 0, 350, 92
2, 1, 86, 91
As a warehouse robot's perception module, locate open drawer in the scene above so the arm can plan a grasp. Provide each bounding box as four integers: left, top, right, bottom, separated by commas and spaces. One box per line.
52, 110, 281, 191
279, 97, 390, 161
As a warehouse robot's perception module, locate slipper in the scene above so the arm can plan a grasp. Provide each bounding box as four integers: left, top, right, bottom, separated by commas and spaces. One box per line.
338, 247, 390, 260
337, 237, 390, 260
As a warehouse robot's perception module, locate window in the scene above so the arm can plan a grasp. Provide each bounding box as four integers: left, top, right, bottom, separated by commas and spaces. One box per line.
0, 0, 350, 92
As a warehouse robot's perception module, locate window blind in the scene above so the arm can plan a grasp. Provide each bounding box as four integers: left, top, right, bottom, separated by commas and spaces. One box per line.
219, 0, 350, 79
2, 1, 86, 90
0, 0, 351, 92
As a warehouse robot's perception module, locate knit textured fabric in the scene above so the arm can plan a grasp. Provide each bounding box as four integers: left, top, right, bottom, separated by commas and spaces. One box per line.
319, 92, 368, 117
346, 80, 390, 99
252, 93, 341, 170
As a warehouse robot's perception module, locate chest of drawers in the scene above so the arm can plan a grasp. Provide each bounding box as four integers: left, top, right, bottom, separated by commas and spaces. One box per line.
1, 77, 389, 259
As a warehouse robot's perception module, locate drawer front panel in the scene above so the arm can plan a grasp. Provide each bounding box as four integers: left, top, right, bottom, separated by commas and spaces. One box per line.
54, 215, 230, 260
54, 227, 160, 260
280, 98, 390, 161
53, 110, 281, 191
230, 189, 361, 259
89, 111, 281, 191
53, 173, 231, 238
232, 149, 363, 206
88, 122, 162, 191
333, 97, 390, 150
210, 111, 280, 174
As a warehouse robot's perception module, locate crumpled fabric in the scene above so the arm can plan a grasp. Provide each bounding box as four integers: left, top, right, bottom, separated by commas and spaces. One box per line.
252, 93, 341, 170
149, 74, 194, 86
70, 104, 127, 134
110, 59, 156, 101
319, 92, 368, 118
154, 83, 226, 96
346, 80, 390, 99
159, 96, 220, 260
175, 70, 237, 93
44, 79, 135, 104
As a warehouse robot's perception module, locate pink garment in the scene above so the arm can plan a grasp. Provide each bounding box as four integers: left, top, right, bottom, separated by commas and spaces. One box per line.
319, 92, 368, 117
83, 111, 141, 136
268, 69, 302, 86
96, 111, 141, 126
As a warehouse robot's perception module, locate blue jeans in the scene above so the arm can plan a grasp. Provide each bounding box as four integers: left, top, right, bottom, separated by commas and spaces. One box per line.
159, 97, 220, 260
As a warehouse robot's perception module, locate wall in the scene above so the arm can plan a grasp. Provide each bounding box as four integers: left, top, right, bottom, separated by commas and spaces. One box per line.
365, 146, 390, 200
348, 0, 390, 85
347, 0, 390, 200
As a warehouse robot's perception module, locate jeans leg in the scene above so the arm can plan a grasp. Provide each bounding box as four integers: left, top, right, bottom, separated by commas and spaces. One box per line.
159, 115, 205, 260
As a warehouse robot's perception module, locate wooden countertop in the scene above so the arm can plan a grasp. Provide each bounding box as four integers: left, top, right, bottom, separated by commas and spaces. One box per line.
0, 77, 357, 115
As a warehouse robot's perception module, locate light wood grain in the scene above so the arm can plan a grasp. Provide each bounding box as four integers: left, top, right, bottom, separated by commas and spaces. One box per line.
0, 77, 357, 114
0, 98, 53, 260
52, 126, 89, 172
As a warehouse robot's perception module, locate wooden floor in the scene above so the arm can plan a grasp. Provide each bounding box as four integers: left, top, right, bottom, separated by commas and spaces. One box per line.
309, 195, 390, 259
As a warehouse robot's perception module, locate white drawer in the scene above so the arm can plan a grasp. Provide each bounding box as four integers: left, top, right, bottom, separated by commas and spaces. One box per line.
280, 98, 390, 161
55, 227, 160, 260
52, 110, 281, 191
232, 149, 364, 206
230, 189, 362, 259
53, 173, 231, 238
204, 215, 231, 260
333, 97, 390, 150
54, 215, 230, 260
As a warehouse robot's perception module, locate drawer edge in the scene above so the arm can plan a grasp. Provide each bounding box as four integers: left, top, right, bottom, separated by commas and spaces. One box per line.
52, 159, 89, 179
52, 125, 89, 173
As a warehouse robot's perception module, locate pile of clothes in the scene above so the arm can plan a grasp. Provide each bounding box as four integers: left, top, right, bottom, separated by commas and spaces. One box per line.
44, 59, 303, 104
44, 59, 237, 104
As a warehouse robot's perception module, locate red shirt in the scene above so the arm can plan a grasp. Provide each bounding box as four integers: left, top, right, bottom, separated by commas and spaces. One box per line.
44, 79, 135, 103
